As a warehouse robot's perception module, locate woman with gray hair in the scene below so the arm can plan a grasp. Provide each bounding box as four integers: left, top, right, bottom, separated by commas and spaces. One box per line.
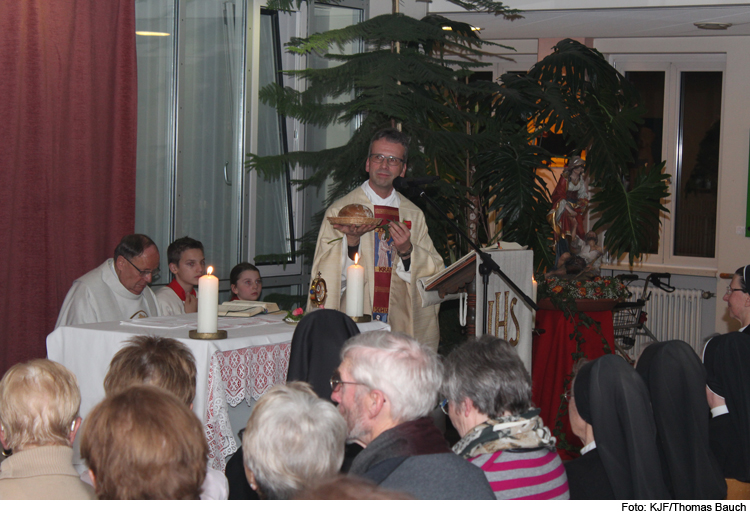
0, 359, 95, 499
442, 335, 569, 499
242, 381, 346, 499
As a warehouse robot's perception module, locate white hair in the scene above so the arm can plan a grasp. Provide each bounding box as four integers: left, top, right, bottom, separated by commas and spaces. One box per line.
242, 382, 346, 500
340, 331, 442, 423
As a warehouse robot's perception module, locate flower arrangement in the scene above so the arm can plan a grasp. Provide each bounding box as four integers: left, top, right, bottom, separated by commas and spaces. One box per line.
537, 274, 629, 302
285, 307, 305, 322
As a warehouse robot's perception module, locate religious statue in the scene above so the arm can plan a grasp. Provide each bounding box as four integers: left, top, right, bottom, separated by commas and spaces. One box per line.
547, 230, 603, 277
547, 156, 590, 272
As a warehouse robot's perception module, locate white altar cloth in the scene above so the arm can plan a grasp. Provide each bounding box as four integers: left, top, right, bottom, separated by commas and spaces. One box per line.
47, 313, 389, 469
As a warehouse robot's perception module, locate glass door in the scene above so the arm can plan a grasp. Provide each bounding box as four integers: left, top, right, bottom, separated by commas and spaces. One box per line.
135, 0, 247, 285
177, 0, 246, 280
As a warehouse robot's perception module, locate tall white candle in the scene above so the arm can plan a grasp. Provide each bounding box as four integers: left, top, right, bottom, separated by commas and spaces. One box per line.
197, 266, 219, 333
346, 253, 365, 317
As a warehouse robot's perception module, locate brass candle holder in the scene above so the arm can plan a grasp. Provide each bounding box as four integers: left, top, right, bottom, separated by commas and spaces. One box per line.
189, 329, 228, 340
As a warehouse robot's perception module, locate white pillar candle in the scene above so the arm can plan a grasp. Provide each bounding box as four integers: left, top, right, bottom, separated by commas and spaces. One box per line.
346, 253, 365, 317
197, 266, 219, 333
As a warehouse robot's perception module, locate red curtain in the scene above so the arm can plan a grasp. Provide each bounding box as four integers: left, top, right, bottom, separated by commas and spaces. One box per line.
0, 1, 137, 375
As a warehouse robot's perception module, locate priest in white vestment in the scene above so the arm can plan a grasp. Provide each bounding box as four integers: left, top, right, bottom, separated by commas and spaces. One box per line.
55, 234, 161, 328
308, 129, 444, 349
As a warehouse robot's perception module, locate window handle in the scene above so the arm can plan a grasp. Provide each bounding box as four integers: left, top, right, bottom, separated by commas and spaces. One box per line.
224, 162, 232, 186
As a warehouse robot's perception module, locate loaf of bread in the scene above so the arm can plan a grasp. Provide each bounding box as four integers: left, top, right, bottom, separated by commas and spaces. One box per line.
338, 204, 373, 218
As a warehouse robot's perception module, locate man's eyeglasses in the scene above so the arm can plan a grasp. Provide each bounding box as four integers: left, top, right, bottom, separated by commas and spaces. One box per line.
439, 399, 449, 415
329, 370, 367, 392
726, 286, 746, 295
369, 153, 404, 167
123, 256, 160, 281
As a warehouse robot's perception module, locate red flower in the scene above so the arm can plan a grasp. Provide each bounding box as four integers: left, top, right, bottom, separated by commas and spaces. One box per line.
552, 285, 563, 294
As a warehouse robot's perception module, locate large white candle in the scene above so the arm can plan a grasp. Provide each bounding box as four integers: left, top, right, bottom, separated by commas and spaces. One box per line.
346, 253, 365, 317
197, 266, 219, 333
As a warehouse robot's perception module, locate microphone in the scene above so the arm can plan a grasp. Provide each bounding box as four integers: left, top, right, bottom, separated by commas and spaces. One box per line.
392, 176, 439, 191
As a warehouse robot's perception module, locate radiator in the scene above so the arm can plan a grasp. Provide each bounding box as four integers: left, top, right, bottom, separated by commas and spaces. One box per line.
632, 287, 704, 354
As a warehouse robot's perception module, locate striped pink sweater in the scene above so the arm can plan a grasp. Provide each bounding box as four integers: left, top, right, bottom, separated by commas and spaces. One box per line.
468, 448, 570, 500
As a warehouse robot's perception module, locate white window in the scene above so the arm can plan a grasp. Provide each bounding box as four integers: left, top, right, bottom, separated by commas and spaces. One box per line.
605, 54, 725, 274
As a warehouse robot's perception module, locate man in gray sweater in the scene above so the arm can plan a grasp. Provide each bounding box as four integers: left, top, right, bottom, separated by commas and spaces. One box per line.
330, 331, 495, 500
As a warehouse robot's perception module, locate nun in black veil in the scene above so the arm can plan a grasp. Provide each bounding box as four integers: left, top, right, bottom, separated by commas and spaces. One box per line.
564, 354, 670, 500
286, 309, 361, 401
703, 331, 750, 483
636, 340, 726, 499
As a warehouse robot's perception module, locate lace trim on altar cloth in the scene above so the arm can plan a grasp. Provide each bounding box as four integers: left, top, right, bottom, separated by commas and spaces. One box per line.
204, 344, 291, 471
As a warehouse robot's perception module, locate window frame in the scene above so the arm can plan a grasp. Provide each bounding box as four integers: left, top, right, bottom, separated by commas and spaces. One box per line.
603, 53, 725, 275
244, 4, 306, 278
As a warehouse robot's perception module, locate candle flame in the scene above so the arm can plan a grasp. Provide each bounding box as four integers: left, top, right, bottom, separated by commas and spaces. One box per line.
354, 253, 359, 265
207, 266, 214, 275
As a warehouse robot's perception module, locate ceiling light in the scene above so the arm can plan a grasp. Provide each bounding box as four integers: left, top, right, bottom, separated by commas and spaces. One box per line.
442, 26, 482, 32
694, 22, 732, 30
136, 31, 171, 36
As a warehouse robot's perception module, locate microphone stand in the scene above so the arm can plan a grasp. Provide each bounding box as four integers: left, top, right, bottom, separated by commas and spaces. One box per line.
399, 182, 538, 335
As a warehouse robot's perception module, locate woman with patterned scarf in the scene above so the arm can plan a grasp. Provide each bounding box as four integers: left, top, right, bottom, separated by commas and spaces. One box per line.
442, 335, 569, 499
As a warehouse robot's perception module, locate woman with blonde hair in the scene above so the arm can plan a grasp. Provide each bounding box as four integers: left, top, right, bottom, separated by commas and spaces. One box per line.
0, 359, 95, 499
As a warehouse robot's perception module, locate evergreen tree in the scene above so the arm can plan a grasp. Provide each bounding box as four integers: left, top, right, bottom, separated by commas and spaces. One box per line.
248, 1, 669, 270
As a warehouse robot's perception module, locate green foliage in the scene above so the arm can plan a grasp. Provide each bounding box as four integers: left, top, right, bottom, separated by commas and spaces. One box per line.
247, 12, 671, 271
591, 162, 670, 265
472, 38, 670, 268
473, 133, 555, 269
246, 12, 511, 263
509, 39, 644, 185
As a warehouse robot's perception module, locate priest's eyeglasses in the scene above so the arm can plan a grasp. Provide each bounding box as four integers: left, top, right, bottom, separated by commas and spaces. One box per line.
124, 257, 160, 281
369, 153, 404, 167
726, 287, 745, 295
330, 370, 367, 392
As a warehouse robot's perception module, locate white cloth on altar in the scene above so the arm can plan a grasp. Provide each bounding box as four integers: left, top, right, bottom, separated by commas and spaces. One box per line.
55, 259, 160, 328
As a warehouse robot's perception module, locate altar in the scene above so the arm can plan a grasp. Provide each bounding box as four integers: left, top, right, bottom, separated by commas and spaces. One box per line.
46, 313, 388, 469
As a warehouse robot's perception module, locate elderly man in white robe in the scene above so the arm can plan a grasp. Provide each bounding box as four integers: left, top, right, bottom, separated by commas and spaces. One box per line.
55, 234, 161, 327
308, 128, 444, 349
